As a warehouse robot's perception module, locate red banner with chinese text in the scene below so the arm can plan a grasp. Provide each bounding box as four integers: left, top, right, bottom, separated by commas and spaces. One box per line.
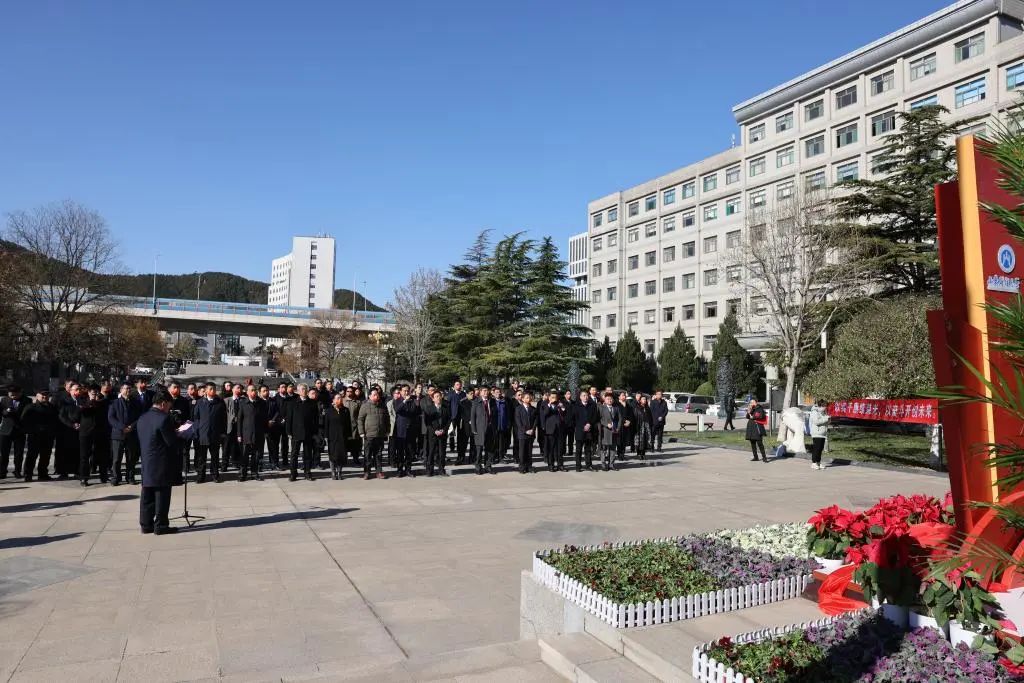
827, 399, 939, 425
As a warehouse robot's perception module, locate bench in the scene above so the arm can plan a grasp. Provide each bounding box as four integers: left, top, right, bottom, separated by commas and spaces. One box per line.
678, 419, 714, 432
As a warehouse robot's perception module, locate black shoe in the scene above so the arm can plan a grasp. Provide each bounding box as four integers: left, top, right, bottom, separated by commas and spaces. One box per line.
305, 474, 314, 481
761, 457, 768, 463
289, 475, 297, 482
58, 473, 68, 480
750, 458, 759, 462
154, 527, 179, 535
141, 527, 154, 534
39, 474, 53, 481
603, 466, 610, 471
112, 480, 122, 486
100, 477, 109, 484
80, 480, 89, 487
214, 475, 222, 483
24, 475, 33, 482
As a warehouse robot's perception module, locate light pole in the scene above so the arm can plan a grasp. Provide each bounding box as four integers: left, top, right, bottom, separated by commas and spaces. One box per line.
196, 273, 204, 310
152, 253, 161, 312
362, 280, 367, 317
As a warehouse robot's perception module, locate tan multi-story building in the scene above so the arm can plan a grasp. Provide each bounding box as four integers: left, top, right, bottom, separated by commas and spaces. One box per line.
581, 0, 1024, 358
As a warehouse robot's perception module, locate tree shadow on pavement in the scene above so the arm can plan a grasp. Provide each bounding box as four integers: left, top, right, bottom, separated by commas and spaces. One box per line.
0, 532, 83, 550
0, 494, 137, 515
185, 507, 358, 532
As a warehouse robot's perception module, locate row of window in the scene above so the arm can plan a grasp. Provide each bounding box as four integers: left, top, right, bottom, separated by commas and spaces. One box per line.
591, 233, 745, 278
590, 265, 742, 303
591, 299, 744, 332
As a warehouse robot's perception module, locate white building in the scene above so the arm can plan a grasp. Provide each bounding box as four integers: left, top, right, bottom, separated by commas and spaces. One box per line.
268, 235, 337, 309
567, 232, 589, 328
579, 0, 1024, 358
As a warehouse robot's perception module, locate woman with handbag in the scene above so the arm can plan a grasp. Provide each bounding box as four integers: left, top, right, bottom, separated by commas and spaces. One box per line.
745, 399, 768, 463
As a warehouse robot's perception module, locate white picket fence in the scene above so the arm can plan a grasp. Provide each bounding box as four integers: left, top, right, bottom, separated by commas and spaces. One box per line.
532, 538, 813, 629
690, 610, 870, 682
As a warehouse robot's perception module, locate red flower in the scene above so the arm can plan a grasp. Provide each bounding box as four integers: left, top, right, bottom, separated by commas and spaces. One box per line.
1000, 658, 1024, 676
846, 545, 868, 566
946, 566, 966, 589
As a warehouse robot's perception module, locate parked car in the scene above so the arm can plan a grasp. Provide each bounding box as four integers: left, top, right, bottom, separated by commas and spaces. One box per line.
674, 394, 714, 413
707, 400, 744, 419
132, 364, 154, 375
162, 361, 180, 375
263, 368, 279, 378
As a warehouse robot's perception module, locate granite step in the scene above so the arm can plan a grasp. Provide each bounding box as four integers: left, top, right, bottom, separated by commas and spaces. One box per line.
539, 632, 660, 683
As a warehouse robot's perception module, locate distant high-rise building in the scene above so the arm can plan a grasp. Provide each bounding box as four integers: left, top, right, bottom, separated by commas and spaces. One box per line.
268, 235, 336, 309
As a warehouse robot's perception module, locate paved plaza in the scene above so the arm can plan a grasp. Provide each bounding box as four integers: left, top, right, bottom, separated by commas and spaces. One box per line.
0, 444, 948, 682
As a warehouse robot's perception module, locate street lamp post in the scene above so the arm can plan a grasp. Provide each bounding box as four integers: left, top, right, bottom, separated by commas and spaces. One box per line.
152, 253, 161, 313
196, 273, 204, 310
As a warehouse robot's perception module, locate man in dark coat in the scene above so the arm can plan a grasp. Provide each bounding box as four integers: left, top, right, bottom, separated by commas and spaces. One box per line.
357, 387, 390, 479
541, 391, 567, 472
54, 380, 77, 479
494, 387, 513, 463
446, 380, 467, 461
193, 383, 227, 483
514, 391, 538, 474
422, 389, 450, 476
137, 392, 194, 535
572, 389, 600, 471
342, 386, 362, 467
392, 385, 421, 477
323, 392, 352, 480
458, 389, 475, 465
266, 382, 289, 469
168, 382, 191, 481
108, 383, 137, 485
650, 390, 669, 453
470, 387, 498, 475
223, 384, 243, 471
21, 390, 56, 481
237, 384, 268, 481
0, 385, 26, 479
561, 389, 576, 464
598, 393, 621, 471
616, 391, 634, 460
287, 384, 321, 481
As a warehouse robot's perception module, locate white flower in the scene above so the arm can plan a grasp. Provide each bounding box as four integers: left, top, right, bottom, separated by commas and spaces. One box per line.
705, 523, 811, 559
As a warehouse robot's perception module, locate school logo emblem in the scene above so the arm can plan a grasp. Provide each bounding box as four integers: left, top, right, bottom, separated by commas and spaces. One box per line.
998, 244, 1016, 274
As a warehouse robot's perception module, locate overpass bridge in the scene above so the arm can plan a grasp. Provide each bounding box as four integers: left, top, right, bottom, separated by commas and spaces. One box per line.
96, 295, 395, 337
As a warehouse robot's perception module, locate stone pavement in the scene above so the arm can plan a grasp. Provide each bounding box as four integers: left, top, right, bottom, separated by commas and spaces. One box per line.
0, 444, 948, 682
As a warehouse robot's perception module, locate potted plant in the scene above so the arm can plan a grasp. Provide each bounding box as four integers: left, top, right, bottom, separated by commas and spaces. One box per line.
807, 505, 865, 572
849, 535, 919, 628
922, 566, 1001, 647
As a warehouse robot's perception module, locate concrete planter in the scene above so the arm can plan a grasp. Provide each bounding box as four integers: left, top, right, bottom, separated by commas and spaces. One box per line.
532, 540, 812, 629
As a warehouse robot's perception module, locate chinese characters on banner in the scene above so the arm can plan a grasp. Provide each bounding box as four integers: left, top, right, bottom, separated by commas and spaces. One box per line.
827, 398, 938, 425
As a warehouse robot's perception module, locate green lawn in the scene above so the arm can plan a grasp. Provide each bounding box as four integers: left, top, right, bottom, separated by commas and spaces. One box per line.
667, 426, 935, 470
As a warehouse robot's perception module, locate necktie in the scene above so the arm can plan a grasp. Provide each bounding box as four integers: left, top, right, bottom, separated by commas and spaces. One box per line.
485, 401, 490, 417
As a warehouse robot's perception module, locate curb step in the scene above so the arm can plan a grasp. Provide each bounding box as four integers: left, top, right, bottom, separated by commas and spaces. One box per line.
539, 633, 660, 683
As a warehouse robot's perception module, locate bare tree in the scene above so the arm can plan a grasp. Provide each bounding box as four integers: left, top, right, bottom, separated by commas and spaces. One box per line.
291, 312, 355, 377
388, 268, 443, 384
727, 188, 867, 411
336, 331, 389, 388
4, 200, 123, 364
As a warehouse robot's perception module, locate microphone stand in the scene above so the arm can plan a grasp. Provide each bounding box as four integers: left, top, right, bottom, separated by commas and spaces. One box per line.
170, 430, 204, 528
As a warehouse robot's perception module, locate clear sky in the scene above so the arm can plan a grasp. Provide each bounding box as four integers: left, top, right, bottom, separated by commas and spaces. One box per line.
0, 0, 944, 306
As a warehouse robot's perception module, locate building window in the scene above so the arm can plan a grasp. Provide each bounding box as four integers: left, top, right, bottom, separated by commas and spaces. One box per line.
644, 280, 656, 296
608, 259, 617, 274
682, 273, 695, 289
644, 310, 655, 325
603, 286, 615, 303
593, 213, 603, 228
310, 254, 317, 261
682, 212, 695, 228
725, 197, 741, 216
726, 166, 741, 184
749, 157, 765, 177
663, 188, 676, 205
310, 242, 318, 250
683, 304, 695, 320
871, 110, 896, 136
592, 263, 602, 278
805, 99, 824, 121
776, 147, 795, 168
726, 231, 742, 249
835, 85, 857, 109
606, 314, 617, 328
703, 174, 718, 193
645, 222, 657, 238
608, 207, 618, 222
749, 190, 766, 208
310, 263, 317, 270
645, 195, 657, 212
910, 94, 938, 110
628, 255, 639, 270
628, 201, 639, 217
836, 161, 859, 182
591, 290, 602, 304
753, 297, 768, 315
909, 53, 936, 81
663, 216, 676, 233
663, 246, 676, 262
628, 283, 638, 298
776, 111, 794, 133
805, 170, 826, 192
660, 273, 677, 294
663, 307, 675, 323
726, 264, 742, 282
681, 181, 695, 199
726, 298, 741, 316
955, 33, 984, 63
592, 316, 601, 329
703, 236, 718, 254
645, 250, 656, 267
955, 78, 986, 108
703, 205, 718, 221
777, 180, 794, 201
592, 237, 602, 252
628, 228, 639, 243
835, 123, 858, 148
870, 70, 894, 95
608, 232, 617, 247
870, 154, 886, 175
805, 134, 824, 158
704, 302, 718, 319
683, 241, 695, 258
644, 338, 656, 355
627, 312, 638, 327
704, 269, 718, 287
1008, 63, 1024, 90
749, 123, 766, 143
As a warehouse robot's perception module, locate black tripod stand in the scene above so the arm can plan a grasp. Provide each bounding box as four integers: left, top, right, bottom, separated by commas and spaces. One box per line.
170, 454, 205, 528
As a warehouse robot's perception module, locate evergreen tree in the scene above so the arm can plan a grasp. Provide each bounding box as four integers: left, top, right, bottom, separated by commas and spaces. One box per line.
655, 324, 703, 391
590, 336, 615, 389
709, 312, 756, 399
609, 329, 648, 391
837, 106, 962, 294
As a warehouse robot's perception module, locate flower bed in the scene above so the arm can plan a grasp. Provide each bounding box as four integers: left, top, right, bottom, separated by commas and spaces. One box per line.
532, 525, 817, 628
707, 522, 810, 560
692, 610, 1019, 683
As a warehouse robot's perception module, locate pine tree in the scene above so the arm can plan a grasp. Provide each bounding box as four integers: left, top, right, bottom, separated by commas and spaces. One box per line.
590, 336, 615, 389
837, 105, 962, 294
709, 312, 756, 399
655, 324, 704, 391
609, 329, 648, 391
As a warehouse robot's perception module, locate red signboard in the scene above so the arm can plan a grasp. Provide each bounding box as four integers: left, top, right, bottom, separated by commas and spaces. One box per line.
828, 399, 938, 425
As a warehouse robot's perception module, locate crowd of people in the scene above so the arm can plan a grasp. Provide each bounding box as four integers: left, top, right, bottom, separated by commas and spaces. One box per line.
0, 379, 678, 485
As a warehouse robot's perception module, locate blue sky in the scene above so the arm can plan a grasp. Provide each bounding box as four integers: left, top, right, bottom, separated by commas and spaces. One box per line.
0, 0, 943, 306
